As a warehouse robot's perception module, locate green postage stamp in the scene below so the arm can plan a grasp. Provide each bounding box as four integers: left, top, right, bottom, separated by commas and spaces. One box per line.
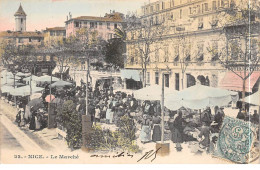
213, 116, 259, 164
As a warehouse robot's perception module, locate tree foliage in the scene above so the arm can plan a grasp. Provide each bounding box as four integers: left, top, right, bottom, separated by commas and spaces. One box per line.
104, 38, 126, 68
56, 100, 82, 149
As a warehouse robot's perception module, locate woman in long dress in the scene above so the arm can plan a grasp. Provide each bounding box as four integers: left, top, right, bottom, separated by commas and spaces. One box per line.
140, 114, 152, 144
152, 114, 161, 142
168, 110, 184, 151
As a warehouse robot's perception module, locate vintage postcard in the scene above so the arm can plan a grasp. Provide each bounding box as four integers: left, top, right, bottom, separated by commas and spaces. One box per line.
0, 0, 259, 164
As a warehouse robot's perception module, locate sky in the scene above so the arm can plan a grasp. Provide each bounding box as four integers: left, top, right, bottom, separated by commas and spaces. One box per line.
0, 0, 154, 32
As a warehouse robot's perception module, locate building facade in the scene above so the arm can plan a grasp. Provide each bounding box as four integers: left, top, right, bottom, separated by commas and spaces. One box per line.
0, 4, 54, 75
65, 11, 124, 40
125, 0, 259, 91
43, 27, 66, 46
0, 4, 44, 47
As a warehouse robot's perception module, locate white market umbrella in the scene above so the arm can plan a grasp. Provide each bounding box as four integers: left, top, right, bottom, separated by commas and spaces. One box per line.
245, 91, 260, 106
16, 72, 31, 77
1, 78, 19, 85
50, 80, 72, 88
30, 93, 42, 100
10, 85, 44, 97
36, 75, 60, 82
0, 85, 14, 93
23, 75, 39, 82
133, 84, 177, 101
165, 84, 238, 110
1, 71, 13, 78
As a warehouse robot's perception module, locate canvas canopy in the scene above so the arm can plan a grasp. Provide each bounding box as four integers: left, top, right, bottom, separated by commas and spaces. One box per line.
23, 75, 39, 82
245, 91, 260, 106
120, 69, 140, 81
50, 80, 72, 88
134, 84, 177, 101
165, 84, 238, 110
0, 85, 14, 93
36, 75, 60, 82
10, 85, 44, 97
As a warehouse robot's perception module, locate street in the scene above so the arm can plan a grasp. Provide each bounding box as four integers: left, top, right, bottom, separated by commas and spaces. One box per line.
0, 121, 24, 151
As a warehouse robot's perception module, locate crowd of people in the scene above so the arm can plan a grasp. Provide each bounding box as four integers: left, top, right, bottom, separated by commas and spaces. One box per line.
1, 73, 259, 154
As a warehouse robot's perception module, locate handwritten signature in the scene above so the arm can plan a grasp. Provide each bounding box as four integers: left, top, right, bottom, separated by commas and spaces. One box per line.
90, 147, 161, 163
137, 147, 161, 163
90, 152, 134, 159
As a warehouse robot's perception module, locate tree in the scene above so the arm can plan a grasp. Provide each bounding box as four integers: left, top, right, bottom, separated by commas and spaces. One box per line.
0, 39, 18, 67
56, 100, 82, 149
207, 0, 260, 112
104, 38, 126, 68
126, 15, 166, 87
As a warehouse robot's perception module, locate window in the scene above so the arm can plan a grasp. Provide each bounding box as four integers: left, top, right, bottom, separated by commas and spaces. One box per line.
155, 49, 159, 62
95, 22, 97, 28
150, 6, 154, 13
155, 72, 159, 85
212, 1, 217, 10
146, 72, 150, 84
175, 73, 179, 91
162, 2, 164, 9
170, 0, 174, 7
189, 7, 192, 14
204, 3, 209, 11
164, 46, 169, 62
198, 17, 204, 29
150, 17, 154, 26
38, 38, 41, 42
180, 9, 182, 19
107, 23, 111, 29
84, 22, 88, 25
99, 22, 103, 28
50, 31, 54, 36
174, 46, 179, 61
156, 4, 159, 11
90, 22, 94, 28
197, 43, 204, 61
165, 74, 169, 87
75, 21, 79, 27
197, 5, 201, 13
114, 24, 117, 29
29, 38, 31, 42
21, 18, 23, 24
211, 41, 219, 61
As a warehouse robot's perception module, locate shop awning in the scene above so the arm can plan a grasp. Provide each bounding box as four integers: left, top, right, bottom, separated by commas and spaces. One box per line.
120, 69, 140, 81
219, 71, 260, 92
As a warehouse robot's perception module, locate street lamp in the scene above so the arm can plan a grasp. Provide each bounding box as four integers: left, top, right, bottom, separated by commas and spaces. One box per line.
11, 65, 19, 107
156, 66, 171, 156
82, 58, 92, 151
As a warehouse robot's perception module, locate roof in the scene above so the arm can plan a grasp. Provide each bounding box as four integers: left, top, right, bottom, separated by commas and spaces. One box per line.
14, 4, 27, 16
0, 31, 44, 38
66, 15, 124, 23
45, 27, 66, 31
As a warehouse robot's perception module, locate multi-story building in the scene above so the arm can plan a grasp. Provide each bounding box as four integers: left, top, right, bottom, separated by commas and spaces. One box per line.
0, 4, 44, 47
43, 27, 66, 46
65, 11, 124, 40
0, 4, 54, 75
125, 0, 259, 92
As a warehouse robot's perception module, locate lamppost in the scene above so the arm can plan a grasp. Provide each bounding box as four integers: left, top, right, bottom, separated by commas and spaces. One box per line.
156, 66, 171, 156
48, 65, 53, 129
11, 65, 19, 106
82, 58, 92, 151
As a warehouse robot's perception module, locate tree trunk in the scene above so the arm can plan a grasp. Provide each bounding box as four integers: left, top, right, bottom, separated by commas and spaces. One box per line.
144, 63, 147, 87
242, 78, 246, 114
